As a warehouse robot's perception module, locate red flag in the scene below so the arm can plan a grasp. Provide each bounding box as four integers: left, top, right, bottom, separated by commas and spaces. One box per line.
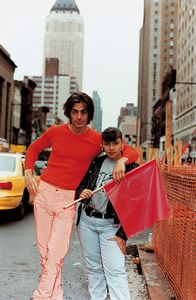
104, 159, 169, 238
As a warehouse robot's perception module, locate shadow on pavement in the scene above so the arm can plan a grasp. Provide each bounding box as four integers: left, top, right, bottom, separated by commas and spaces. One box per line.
0, 206, 33, 224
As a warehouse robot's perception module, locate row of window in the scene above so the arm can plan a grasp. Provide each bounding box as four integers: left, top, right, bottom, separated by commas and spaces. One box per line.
46, 21, 82, 33
177, 58, 195, 76
176, 89, 195, 113
179, 3, 195, 19
177, 99, 194, 115
176, 111, 195, 131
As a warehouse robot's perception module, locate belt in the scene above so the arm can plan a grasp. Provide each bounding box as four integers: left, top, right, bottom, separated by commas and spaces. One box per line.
83, 205, 113, 219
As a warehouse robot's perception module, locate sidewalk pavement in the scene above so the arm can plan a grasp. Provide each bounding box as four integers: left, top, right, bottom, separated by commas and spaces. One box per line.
127, 229, 176, 300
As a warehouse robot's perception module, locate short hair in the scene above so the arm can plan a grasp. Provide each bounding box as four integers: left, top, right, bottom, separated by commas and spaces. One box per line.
102, 127, 122, 142
63, 92, 94, 124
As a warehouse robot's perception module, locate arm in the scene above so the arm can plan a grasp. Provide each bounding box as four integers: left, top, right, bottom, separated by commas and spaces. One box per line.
24, 169, 40, 197
24, 127, 52, 196
112, 157, 127, 182
25, 127, 52, 170
75, 159, 95, 199
112, 145, 138, 182
111, 236, 127, 255
79, 189, 93, 200
116, 226, 127, 241
121, 144, 138, 164
108, 228, 127, 255
109, 226, 127, 255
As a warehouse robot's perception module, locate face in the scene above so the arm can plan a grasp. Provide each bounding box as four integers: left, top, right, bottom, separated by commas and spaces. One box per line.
102, 138, 123, 161
70, 102, 88, 132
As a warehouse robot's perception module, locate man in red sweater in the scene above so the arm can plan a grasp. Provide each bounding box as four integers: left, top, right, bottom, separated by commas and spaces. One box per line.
25, 92, 138, 300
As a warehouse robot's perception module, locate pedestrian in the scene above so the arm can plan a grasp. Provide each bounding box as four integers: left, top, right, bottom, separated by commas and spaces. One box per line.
24, 92, 138, 300
76, 127, 139, 300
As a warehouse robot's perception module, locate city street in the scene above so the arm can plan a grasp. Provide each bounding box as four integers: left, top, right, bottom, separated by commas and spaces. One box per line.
0, 210, 149, 300
0, 210, 89, 300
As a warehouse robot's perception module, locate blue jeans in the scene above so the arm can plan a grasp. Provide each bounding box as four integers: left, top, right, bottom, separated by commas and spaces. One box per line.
77, 210, 131, 300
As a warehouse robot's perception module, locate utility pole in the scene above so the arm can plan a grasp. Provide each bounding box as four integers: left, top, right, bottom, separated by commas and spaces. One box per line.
165, 100, 173, 164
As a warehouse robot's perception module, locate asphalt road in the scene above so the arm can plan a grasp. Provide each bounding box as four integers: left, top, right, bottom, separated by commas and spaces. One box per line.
0, 210, 89, 300
0, 210, 150, 300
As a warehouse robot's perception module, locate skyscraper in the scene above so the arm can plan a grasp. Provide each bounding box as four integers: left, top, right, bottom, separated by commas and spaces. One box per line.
175, 1, 196, 145
92, 91, 102, 132
118, 103, 137, 144
137, 0, 178, 147
25, 0, 84, 129
43, 0, 84, 90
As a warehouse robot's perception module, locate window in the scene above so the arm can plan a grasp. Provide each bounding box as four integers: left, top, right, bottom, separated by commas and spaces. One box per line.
0, 77, 4, 116
170, 31, 174, 38
170, 6, 175, 12
5, 82, 10, 138
0, 156, 16, 172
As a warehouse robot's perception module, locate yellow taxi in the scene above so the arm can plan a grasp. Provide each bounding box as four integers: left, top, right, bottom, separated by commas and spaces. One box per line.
0, 152, 30, 220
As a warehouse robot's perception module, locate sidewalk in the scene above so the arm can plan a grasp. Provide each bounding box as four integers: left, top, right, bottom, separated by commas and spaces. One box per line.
127, 229, 176, 300
126, 229, 150, 299
137, 246, 176, 300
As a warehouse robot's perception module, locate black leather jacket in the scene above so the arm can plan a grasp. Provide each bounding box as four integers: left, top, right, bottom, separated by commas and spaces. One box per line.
75, 154, 139, 241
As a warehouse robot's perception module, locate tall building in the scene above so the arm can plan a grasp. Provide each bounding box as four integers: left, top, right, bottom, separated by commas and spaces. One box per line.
175, 1, 196, 146
43, 0, 84, 90
118, 103, 137, 144
137, 0, 178, 147
92, 91, 102, 132
26, 0, 84, 130
25, 74, 77, 123
12, 79, 36, 146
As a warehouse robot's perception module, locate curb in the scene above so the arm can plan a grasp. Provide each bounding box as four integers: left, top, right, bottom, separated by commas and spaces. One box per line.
137, 246, 176, 300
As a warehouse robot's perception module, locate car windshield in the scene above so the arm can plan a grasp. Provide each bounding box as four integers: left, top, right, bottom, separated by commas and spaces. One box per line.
0, 156, 16, 172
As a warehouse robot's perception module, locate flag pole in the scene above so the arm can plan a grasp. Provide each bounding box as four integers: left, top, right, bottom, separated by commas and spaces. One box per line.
63, 185, 104, 210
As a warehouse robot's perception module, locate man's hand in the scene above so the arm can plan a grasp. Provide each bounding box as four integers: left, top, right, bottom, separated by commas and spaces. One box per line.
108, 236, 126, 255
112, 157, 128, 183
25, 169, 39, 197
79, 189, 93, 200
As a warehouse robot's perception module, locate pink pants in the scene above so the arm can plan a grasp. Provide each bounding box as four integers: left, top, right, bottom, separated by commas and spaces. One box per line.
32, 180, 76, 300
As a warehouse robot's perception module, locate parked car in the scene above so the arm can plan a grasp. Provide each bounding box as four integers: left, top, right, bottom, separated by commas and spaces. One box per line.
34, 160, 48, 175
0, 152, 30, 220
0, 138, 9, 152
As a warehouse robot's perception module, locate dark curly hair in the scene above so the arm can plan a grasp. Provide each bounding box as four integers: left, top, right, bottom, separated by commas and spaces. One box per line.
102, 127, 122, 142
63, 92, 94, 124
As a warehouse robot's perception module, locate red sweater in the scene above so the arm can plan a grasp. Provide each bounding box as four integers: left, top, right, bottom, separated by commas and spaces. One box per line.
25, 124, 138, 190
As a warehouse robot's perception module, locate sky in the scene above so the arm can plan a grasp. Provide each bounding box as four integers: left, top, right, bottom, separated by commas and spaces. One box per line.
0, 0, 144, 129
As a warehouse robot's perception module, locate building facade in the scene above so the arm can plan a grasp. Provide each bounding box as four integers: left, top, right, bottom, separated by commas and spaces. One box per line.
25, 75, 75, 123
118, 103, 137, 145
0, 45, 16, 143
137, 0, 178, 148
92, 91, 102, 132
174, 1, 196, 146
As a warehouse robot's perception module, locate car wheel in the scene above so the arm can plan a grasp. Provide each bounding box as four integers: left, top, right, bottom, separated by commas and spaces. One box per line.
22, 187, 31, 211
14, 188, 30, 220
15, 202, 26, 220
